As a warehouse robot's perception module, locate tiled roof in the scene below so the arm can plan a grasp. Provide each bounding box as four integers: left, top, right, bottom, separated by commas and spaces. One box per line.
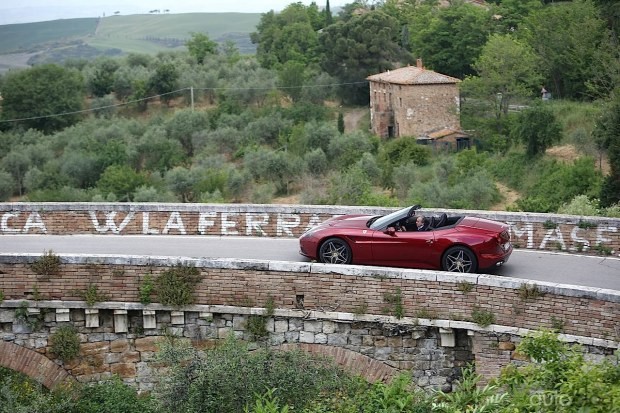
427, 128, 468, 139
367, 65, 460, 85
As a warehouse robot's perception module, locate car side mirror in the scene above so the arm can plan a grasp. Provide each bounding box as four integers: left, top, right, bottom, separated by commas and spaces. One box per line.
385, 227, 396, 236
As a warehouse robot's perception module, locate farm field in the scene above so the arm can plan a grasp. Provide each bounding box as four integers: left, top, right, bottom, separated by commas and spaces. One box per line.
0, 13, 261, 71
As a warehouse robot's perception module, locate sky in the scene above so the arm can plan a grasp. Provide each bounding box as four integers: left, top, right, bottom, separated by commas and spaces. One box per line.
0, 0, 329, 25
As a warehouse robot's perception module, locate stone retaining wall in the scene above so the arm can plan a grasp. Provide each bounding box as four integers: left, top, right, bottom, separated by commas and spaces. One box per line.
0, 254, 618, 389
1, 203, 619, 255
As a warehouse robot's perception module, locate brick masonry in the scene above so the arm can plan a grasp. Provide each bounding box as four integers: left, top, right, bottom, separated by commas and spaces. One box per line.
1, 203, 619, 254
0, 255, 618, 390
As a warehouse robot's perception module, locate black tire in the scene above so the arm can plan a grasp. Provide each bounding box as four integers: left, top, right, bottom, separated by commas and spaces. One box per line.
318, 238, 352, 264
442, 246, 478, 273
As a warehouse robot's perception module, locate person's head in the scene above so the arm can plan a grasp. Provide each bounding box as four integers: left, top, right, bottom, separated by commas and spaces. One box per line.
416, 216, 425, 227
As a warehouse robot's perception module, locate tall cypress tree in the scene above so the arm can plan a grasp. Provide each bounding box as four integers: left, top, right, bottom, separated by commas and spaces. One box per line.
324, 0, 333, 26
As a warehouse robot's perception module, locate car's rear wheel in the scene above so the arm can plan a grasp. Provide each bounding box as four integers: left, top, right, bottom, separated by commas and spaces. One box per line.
318, 238, 352, 264
442, 246, 478, 273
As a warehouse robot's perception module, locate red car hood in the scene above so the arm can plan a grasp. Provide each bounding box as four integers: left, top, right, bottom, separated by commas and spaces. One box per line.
459, 217, 508, 232
323, 214, 372, 229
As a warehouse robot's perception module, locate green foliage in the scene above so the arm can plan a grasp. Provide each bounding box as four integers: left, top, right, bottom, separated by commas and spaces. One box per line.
405, 157, 500, 210
471, 306, 495, 327
410, 2, 491, 78
165, 109, 210, 158
594, 92, 620, 207
78, 284, 109, 307
382, 288, 404, 319
0, 290, 4, 303
497, 331, 620, 412
138, 275, 154, 305
456, 281, 475, 294
30, 250, 61, 277
154, 265, 202, 307
518, 283, 544, 301
244, 388, 289, 413
319, 10, 407, 104
156, 334, 351, 413
50, 325, 81, 362
85, 57, 120, 97
0, 170, 14, 201
0, 64, 84, 133
148, 61, 180, 106
305, 373, 431, 413
558, 195, 601, 216
186, 32, 218, 64
516, 157, 602, 212
0, 367, 74, 413
96, 165, 148, 202
432, 366, 508, 413
522, 0, 614, 100
465, 33, 542, 117
74, 377, 156, 413
511, 104, 562, 157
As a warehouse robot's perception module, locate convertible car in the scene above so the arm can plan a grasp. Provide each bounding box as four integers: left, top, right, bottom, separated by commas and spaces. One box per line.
299, 205, 512, 273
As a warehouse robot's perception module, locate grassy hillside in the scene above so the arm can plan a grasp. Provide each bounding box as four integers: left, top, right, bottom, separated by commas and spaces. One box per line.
0, 18, 98, 54
90, 13, 260, 54
0, 13, 260, 71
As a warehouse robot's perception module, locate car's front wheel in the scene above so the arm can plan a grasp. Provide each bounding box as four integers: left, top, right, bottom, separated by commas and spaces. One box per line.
318, 238, 352, 264
442, 246, 478, 273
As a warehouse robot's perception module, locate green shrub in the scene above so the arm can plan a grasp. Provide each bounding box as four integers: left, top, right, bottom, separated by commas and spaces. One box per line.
471, 306, 495, 327
50, 325, 80, 362
138, 275, 154, 305
78, 284, 109, 307
154, 265, 202, 307
156, 335, 351, 413
30, 250, 61, 276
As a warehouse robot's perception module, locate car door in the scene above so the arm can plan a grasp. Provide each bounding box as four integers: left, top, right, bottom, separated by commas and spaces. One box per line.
370, 228, 437, 269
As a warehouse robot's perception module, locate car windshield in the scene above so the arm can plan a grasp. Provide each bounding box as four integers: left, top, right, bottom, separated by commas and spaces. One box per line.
368, 206, 411, 230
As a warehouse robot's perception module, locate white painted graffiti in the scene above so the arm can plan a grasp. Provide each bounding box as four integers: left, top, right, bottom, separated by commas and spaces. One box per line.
0, 212, 47, 234
507, 222, 617, 251
0, 212, 618, 252
85, 211, 323, 236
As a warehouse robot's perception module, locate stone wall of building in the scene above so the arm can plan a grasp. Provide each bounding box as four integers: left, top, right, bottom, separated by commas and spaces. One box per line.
1, 203, 619, 255
369, 82, 460, 138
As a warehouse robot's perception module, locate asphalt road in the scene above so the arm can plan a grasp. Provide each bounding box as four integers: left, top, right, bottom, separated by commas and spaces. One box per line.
1, 235, 619, 290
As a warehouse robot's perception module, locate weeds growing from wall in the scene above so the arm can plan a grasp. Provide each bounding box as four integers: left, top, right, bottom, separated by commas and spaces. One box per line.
457, 280, 475, 294
471, 306, 495, 327
246, 296, 275, 341
154, 265, 202, 307
50, 325, 80, 362
139, 275, 154, 305
518, 283, 544, 301
77, 284, 109, 307
382, 288, 404, 319
30, 250, 61, 278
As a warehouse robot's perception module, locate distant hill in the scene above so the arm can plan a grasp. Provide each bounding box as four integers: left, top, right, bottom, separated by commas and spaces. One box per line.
0, 13, 261, 71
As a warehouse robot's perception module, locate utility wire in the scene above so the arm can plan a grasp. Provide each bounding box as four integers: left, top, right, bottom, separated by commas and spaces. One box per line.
0, 81, 369, 124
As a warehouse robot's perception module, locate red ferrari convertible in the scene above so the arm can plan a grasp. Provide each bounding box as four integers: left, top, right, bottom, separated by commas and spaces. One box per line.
299, 205, 512, 273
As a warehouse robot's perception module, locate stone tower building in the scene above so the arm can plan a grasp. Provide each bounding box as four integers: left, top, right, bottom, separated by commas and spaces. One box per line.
367, 60, 461, 139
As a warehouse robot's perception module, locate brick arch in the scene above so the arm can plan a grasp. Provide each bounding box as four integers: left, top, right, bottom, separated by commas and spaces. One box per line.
277, 343, 399, 382
0, 341, 74, 389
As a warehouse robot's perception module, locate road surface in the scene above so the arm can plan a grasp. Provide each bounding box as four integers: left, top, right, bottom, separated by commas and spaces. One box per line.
1, 235, 618, 290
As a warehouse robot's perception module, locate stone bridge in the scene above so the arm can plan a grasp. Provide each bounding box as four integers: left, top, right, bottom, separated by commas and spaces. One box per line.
0, 203, 619, 391
1, 253, 618, 392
